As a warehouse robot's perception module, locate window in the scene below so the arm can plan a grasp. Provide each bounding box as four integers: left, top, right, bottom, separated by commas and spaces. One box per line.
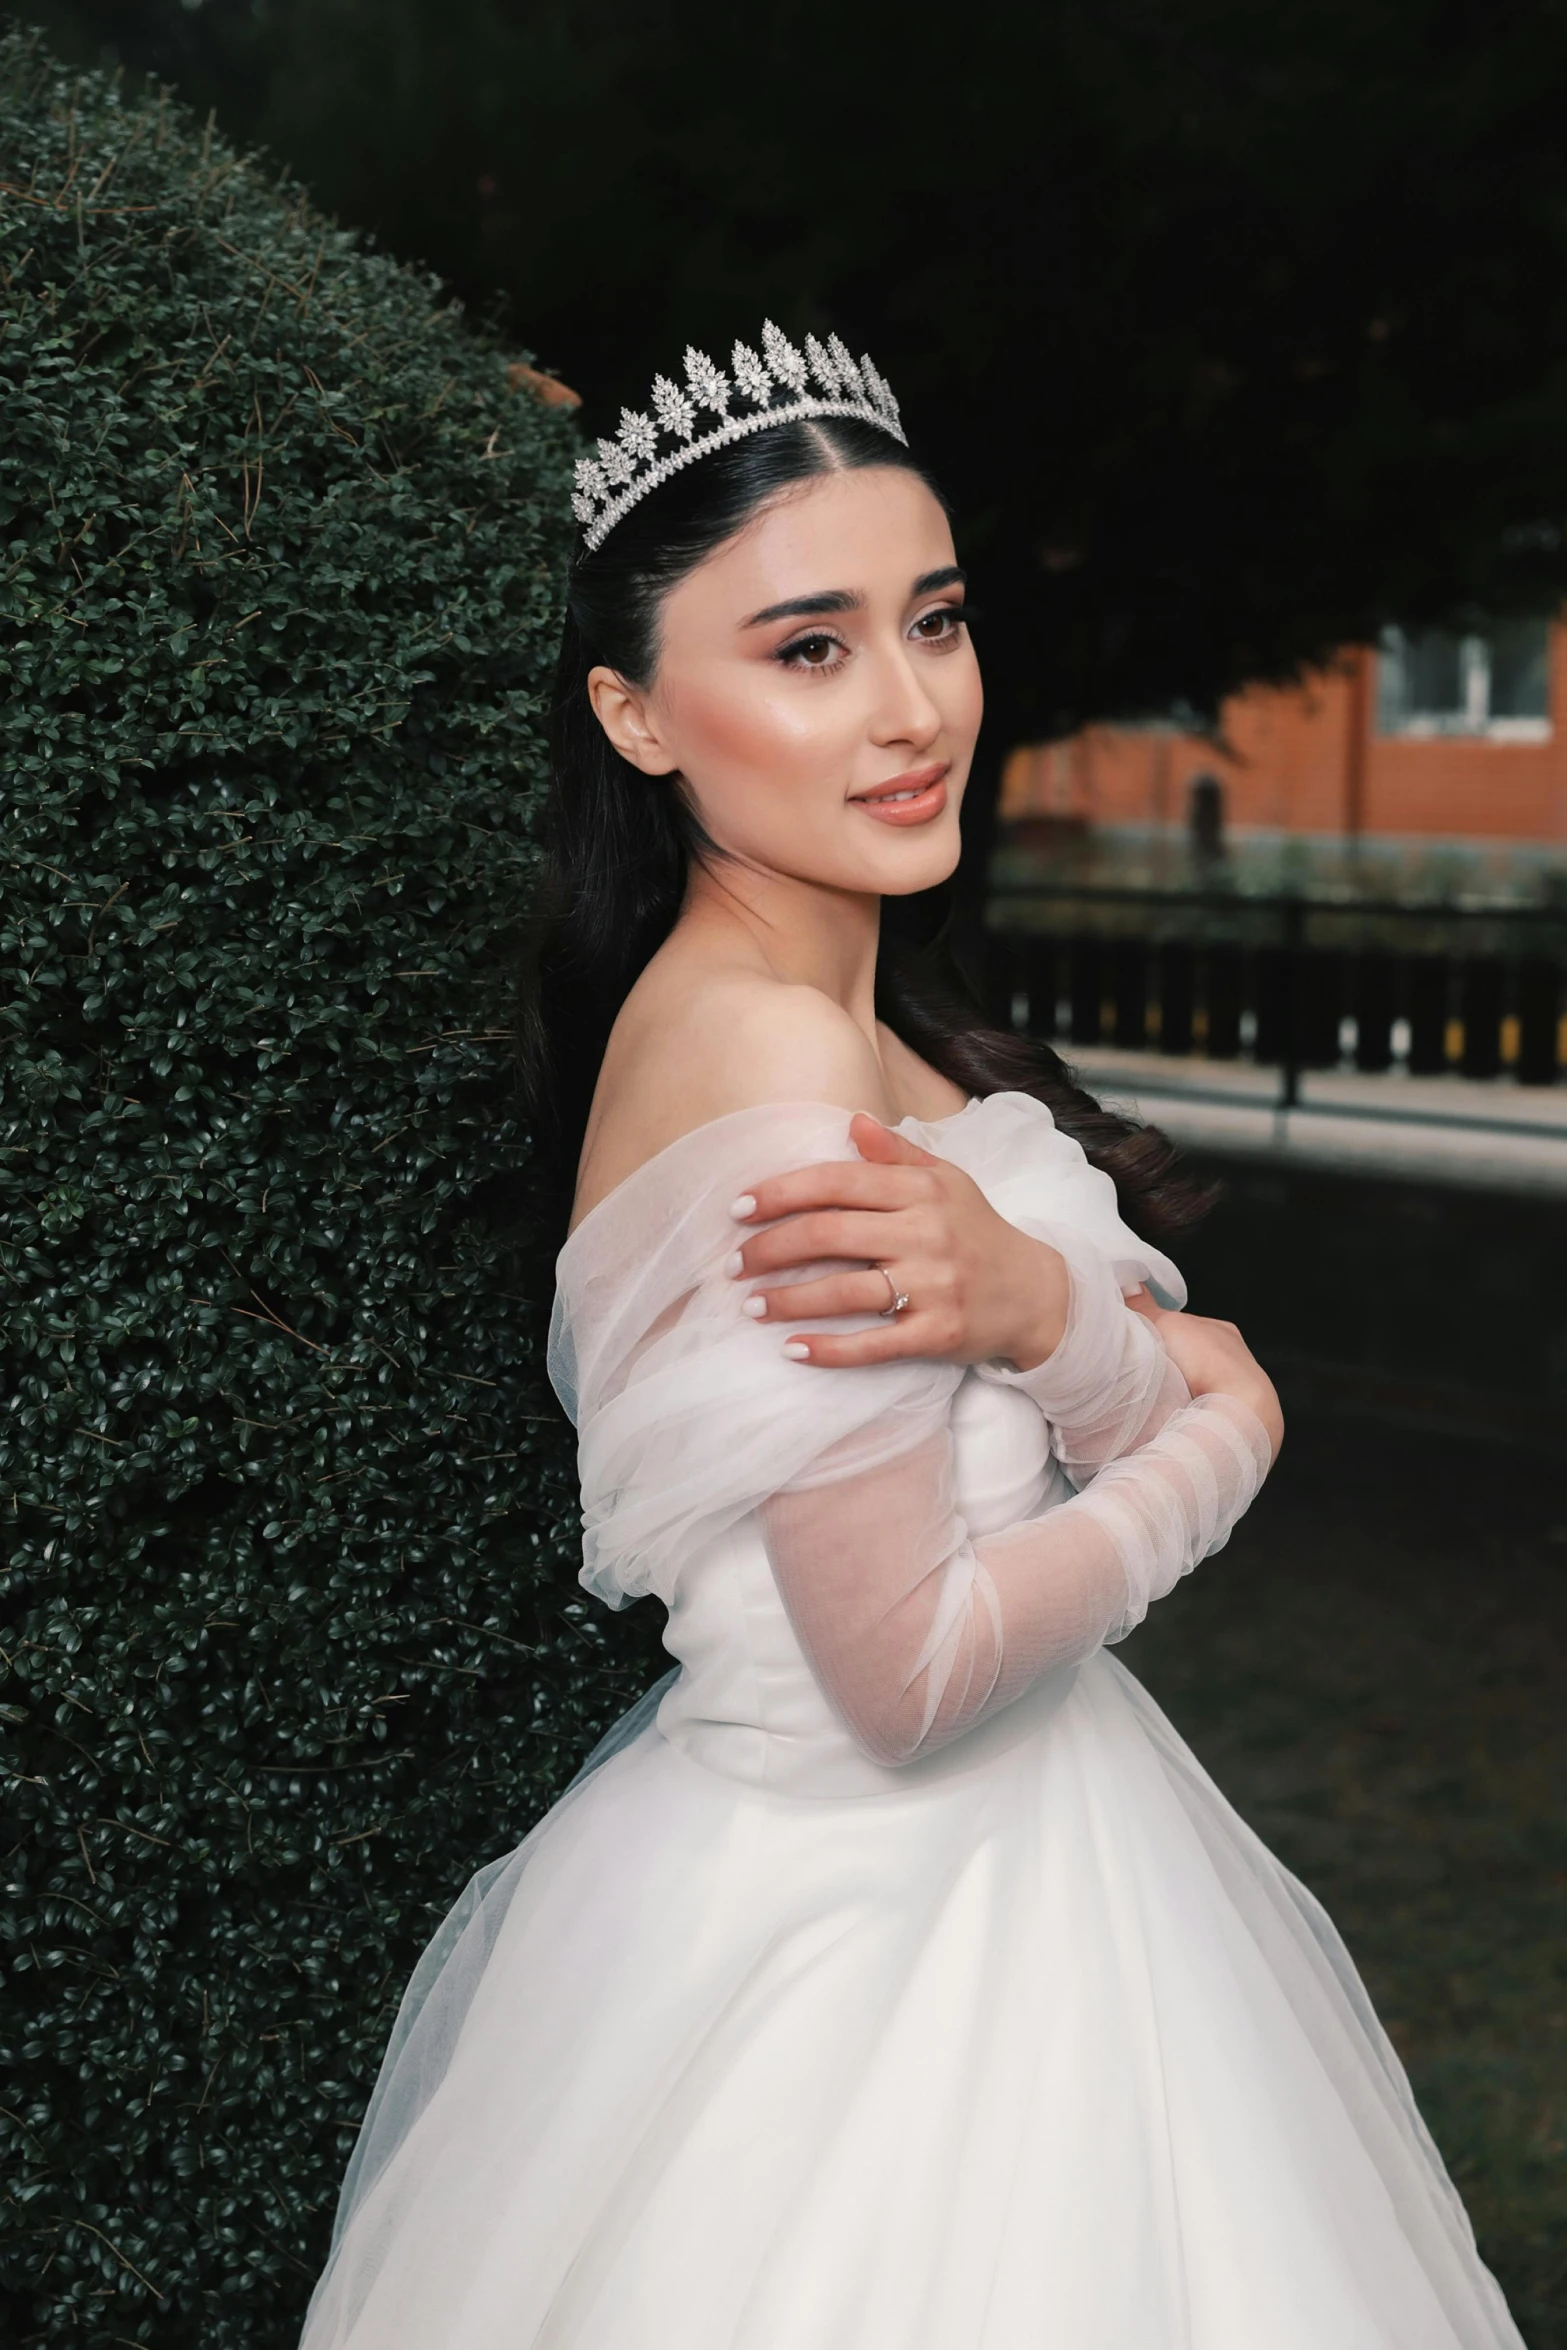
1375, 618, 1552, 740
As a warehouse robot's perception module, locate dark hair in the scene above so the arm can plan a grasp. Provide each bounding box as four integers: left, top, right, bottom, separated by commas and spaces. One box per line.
520, 412, 1212, 1243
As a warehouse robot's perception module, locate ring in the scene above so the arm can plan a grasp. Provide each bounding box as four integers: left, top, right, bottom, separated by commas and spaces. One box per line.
875, 1266, 911, 1319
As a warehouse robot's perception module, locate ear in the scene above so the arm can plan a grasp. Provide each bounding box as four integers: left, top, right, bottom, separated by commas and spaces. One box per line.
586, 665, 678, 777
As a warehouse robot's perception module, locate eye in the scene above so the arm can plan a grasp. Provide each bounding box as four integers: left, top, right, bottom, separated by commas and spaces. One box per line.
776, 629, 848, 672
909, 603, 968, 646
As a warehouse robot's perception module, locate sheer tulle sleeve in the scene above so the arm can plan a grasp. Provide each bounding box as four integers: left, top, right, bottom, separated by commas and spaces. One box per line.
975, 1222, 1192, 1482
762, 1392, 1271, 1766
551, 1094, 1270, 1767
904, 1087, 1192, 1478
550, 1104, 966, 1611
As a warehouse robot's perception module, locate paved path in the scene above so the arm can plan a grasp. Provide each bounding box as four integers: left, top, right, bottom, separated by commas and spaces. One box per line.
1068, 1044, 1567, 1195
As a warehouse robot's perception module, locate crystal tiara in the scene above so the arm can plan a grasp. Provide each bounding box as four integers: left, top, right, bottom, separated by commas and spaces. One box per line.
571, 320, 906, 553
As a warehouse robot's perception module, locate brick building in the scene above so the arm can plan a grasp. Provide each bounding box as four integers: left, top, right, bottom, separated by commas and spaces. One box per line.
1001, 617, 1567, 847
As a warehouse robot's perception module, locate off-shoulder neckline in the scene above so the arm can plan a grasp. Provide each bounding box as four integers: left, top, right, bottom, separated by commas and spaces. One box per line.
561, 1094, 983, 1260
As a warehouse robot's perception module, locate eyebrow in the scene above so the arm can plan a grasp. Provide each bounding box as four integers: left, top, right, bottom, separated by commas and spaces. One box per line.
740, 566, 967, 630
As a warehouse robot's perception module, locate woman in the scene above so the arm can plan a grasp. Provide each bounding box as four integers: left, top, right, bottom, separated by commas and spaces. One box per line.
302, 327, 1522, 2348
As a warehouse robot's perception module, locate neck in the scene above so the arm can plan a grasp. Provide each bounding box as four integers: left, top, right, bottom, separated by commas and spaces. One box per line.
681, 852, 882, 1041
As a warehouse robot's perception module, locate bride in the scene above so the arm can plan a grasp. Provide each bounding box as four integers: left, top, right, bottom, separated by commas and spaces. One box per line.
301, 326, 1522, 2347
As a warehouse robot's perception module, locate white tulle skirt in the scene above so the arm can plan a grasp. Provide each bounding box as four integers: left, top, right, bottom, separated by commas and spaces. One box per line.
300, 1655, 1521, 2349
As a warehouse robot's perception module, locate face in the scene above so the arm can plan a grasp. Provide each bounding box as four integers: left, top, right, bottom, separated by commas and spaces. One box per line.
588, 465, 983, 898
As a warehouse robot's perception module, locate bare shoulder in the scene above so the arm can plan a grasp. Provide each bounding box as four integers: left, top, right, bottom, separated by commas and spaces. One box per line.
573, 961, 892, 1228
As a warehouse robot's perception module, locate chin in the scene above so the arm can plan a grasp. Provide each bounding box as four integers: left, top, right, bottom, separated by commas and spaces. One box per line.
873, 823, 963, 898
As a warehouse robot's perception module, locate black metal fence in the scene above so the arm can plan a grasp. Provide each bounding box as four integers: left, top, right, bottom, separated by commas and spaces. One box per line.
984, 885, 1567, 1103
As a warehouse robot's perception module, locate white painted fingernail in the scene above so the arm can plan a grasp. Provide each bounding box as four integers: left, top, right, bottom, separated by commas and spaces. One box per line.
729, 1194, 756, 1219
723, 1250, 744, 1277
742, 1295, 767, 1319
782, 1340, 810, 1361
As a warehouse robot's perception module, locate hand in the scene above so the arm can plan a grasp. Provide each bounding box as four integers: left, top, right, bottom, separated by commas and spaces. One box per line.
727, 1113, 1071, 1370
1127, 1292, 1285, 1461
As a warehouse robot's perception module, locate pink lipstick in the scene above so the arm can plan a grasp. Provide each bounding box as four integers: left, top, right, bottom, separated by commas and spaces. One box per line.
849, 762, 950, 826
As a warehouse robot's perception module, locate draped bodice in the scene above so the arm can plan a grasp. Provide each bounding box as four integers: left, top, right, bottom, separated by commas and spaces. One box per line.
654, 1369, 1073, 1795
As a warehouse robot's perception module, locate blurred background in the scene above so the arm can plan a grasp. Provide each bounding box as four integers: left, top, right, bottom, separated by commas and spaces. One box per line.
11, 0, 1566, 2332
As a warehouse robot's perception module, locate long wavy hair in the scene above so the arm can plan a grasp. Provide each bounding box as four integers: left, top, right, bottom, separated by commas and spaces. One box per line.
519, 412, 1212, 1243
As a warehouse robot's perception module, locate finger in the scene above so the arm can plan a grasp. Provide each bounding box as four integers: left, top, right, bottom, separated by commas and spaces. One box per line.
733, 1156, 934, 1226
1129, 1290, 1183, 1327
780, 1323, 931, 1368
847, 1112, 942, 1167
732, 1208, 918, 1277
743, 1269, 895, 1324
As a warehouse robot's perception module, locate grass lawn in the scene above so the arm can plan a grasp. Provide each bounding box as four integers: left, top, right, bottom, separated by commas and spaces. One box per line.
1121, 1412, 1567, 2348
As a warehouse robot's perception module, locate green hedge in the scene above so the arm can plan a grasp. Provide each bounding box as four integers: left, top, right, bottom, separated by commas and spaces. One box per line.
0, 31, 661, 2346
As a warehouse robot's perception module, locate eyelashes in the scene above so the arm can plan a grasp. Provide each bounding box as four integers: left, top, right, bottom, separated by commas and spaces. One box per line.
775, 629, 849, 672
773, 604, 972, 673
911, 602, 976, 645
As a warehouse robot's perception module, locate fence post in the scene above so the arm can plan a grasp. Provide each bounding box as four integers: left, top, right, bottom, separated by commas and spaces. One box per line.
1516, 956, 1561, 1086
1281, 894, 1305, 1109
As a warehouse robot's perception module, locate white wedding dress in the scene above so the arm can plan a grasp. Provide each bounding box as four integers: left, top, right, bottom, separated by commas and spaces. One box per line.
301, 1093, 1522, 2350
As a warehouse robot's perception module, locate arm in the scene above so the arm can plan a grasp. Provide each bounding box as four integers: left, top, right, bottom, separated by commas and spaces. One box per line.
974, 1224, 1192, 1483
731, 1114, 1191, 1480
763, 1386, 1271, 1767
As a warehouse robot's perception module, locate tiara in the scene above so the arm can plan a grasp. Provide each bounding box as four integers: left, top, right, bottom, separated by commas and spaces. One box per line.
571, 320, 906, 552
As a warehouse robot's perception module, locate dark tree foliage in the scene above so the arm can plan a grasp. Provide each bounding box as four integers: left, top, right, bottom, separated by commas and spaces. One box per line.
20, 0, 1567, 751
0, 31, 658, 2347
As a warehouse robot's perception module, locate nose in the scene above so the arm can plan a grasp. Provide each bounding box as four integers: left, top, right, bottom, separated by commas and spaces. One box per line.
866, 633, 942, 754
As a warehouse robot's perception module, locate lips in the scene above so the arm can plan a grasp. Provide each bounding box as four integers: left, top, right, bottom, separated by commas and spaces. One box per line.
849, 762, 950, 826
